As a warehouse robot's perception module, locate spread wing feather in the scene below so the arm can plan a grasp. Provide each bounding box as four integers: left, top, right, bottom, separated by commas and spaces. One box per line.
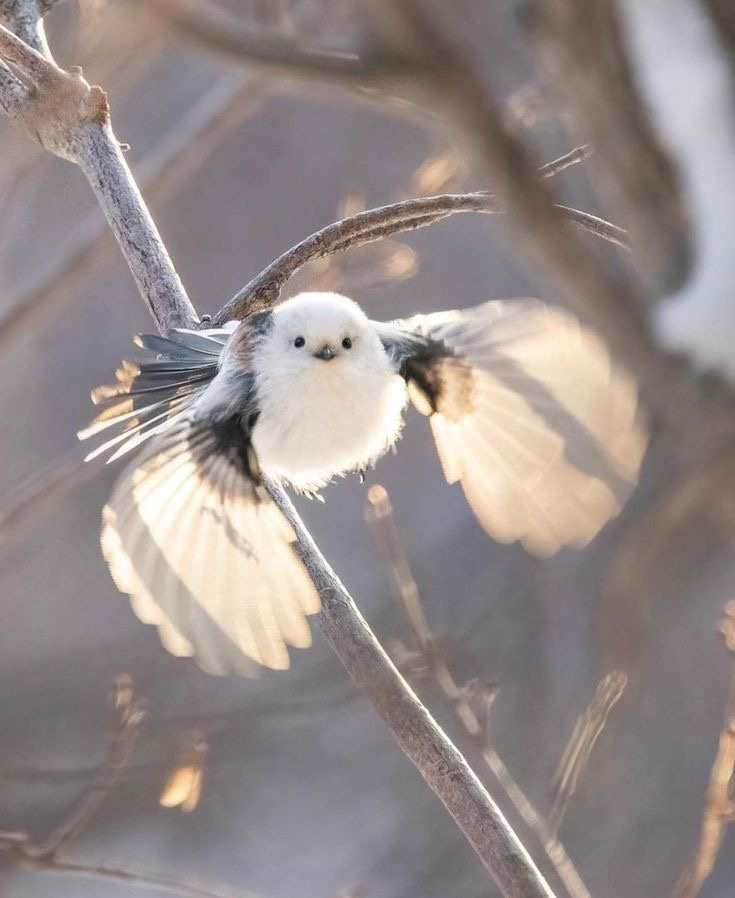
83, 317, 318, 675
389, 300, 647, 556
101, 418, 320, 674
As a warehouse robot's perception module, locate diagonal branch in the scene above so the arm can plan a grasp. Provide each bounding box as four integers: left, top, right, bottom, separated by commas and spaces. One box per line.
213, 145, 617, 323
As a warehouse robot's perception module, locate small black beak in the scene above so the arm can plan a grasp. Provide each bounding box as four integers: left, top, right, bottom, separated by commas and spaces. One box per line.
313, 345, 336, 361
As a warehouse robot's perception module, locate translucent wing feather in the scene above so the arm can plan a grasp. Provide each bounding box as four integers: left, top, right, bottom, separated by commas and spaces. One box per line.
392, 300, 647, 556
101, 418, 320, 674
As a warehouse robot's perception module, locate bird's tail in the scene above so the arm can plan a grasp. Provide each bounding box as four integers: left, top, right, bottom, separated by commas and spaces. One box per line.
78, 324, 236, 463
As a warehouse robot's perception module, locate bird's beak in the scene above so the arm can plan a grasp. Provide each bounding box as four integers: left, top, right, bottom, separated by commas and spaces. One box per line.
313, 344, 336, 361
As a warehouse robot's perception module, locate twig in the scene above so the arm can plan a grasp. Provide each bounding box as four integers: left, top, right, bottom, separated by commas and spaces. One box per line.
25, 676, 145, 858
212, 145, 609, 322
365, 485, 590, 898
520, 0, 690, 294
671, 603, 735, 898
16, 857, 254, 898
547, 672, 628, 838
0, 679, 250, 897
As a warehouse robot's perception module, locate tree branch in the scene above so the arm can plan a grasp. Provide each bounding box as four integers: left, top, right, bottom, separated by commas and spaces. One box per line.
25, 676, 146, 859
212, 146, 610, 323
145, 0, 415, 88
0, 0, 53, 56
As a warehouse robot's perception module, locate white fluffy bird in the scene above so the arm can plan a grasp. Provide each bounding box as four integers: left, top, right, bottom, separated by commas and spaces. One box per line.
81, 292, 647, 675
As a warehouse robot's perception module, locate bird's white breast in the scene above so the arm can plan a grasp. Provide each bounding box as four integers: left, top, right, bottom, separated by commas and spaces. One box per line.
252, 343, 407, 491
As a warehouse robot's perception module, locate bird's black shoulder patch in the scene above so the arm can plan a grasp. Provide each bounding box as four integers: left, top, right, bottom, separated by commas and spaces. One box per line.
208, 416, 261, 484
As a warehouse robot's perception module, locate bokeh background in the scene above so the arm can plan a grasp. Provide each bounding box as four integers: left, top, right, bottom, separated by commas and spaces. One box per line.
1, 2, 734, 897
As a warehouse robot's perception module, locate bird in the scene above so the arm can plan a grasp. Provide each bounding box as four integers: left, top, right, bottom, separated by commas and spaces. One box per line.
80, 291, 647, 675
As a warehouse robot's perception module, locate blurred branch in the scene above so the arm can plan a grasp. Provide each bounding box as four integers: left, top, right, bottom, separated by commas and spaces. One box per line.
360, 0, 735, 458
14, 858, 254, 898
0, 449, 104, 548
365, 485, 593, 898
547, 672, 627, 838
144, 0, 417, 87
519, 0, 690, 294
213, 145, 609, 322
0, 72, 270, 351
672, 603, 735, 898
25, 676, 146, 858
603, 455, 735, 670
0, 680, 250, 897
703, 0, 735, 59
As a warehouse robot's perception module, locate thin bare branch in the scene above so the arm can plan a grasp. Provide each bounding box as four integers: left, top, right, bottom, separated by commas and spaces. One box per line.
144, 0, 413, 87
672, 606, 735, 898
26, 676, 146, 858
74, 125, 199, 331
547, 672, 628, 838
15, 855, 254, 898
365, 485, 589, 898
276, 479, 555, 898
212, 146, 604, 322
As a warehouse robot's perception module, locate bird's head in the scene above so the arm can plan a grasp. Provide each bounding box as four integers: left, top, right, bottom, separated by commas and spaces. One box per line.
265, 292, 380, 373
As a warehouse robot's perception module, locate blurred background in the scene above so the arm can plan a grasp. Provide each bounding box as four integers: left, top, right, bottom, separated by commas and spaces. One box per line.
1, 1, 734, 897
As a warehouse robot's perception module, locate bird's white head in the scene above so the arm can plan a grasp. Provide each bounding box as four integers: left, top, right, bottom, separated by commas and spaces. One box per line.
264, 291, 382, 370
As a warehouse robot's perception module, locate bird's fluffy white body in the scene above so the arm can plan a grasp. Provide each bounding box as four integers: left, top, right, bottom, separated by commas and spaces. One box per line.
250, 293, 407, 490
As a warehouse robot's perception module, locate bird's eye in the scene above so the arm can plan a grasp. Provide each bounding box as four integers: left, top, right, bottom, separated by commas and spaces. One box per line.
294, 336, 305, 348
342, 337, 353, 350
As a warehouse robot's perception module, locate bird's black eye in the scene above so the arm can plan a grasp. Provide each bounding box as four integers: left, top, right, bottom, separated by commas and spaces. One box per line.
294, 336, 305, 348
342, 337, 353, 350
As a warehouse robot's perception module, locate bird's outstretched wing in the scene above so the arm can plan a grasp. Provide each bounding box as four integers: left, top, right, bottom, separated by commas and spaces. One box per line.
79, 326, 237, 462
81, 323, 319, 675
379, 300, 647, 557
